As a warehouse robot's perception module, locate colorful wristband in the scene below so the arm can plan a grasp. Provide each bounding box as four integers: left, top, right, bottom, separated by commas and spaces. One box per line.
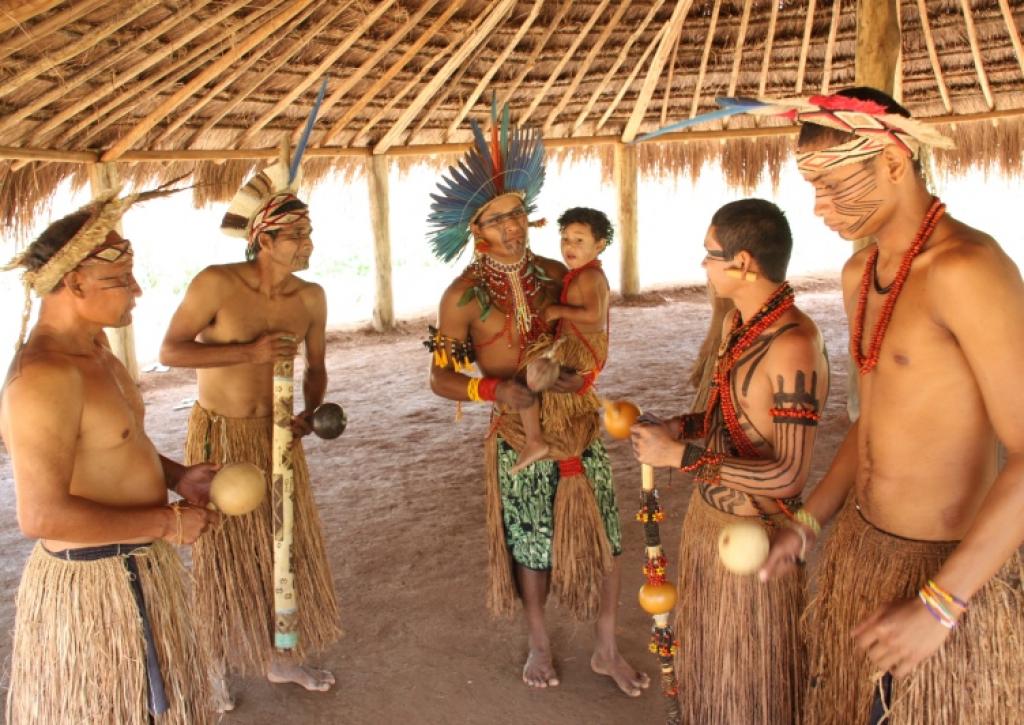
793, 508, 822, 537
477, 377, 499, 402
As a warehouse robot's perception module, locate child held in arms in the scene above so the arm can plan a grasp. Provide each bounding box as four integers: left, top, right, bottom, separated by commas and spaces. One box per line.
512, 207, 613, 473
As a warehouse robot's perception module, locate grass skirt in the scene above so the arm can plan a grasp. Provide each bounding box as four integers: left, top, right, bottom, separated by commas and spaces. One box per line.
674, 489, 805, 724
804, 497, 1024, 724
6, 541, 212, 724
185, 403, 341, 675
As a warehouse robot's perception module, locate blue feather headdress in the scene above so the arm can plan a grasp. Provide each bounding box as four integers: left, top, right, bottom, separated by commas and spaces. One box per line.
427, 100, 546, 263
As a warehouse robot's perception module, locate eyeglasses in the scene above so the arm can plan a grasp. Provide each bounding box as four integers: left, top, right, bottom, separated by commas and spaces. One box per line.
703, 248, 731, 262
477, 207, 527, 229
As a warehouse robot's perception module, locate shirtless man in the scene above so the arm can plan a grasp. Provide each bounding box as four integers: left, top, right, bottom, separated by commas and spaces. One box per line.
2, 199, 215, 723
425, 108, 648, 698
631, 198, 828, 724
160, 169, 340, 702
759, 87, 1024, 723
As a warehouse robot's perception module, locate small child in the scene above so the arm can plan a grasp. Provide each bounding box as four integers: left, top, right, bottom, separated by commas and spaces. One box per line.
511, 207, 612, 473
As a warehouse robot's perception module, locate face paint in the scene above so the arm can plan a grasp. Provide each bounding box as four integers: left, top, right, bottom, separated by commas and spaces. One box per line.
806, 163, 882, 238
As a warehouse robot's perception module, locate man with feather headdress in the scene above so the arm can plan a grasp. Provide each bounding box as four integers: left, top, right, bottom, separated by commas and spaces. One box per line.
425, 103, 649, 697
2, 190, 217, 723
160, 161, 340, 706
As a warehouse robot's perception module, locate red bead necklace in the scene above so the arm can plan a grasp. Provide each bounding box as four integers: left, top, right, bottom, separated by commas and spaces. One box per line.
704, 282, 795, 458
851, 198, 945, 375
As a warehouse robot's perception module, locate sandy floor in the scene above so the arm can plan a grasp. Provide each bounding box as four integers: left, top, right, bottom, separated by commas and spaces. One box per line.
0, 278, 850, 725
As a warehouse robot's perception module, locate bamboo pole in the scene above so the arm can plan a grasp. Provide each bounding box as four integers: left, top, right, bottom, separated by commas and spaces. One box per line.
998, 0, 1024, 81
621, 0, 694, 143
367, 155, 394, 332
233, 0, 390, 149
614, 143, 639, 296
757, 0, 781, 97
575, 0, 665, 133
0, 0, 214, 138
0, 0, 65, 35
540, 0, 626, 133
821, 0, 843, 94
727, 0, 754, 98
320, 0, 465, 147
521, 0, 613, 127
0, 0, 159, 101
689, 0, 722, 119
88, 162, 139, 383
659, 15, 684, 126
445, 0, 542, 140
308, 0, 441, 145
0, 0, 106, 63
101, 0, 312, 161
958, 0, 995, 110
272, 356, 298, 651
914, 0, 952, 112
373, 0, 516, 154
795, 0, 818, 95
159, 0, 332, 147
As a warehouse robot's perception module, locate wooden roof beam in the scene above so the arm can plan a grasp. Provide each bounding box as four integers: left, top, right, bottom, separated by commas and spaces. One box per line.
102, 0, 314, 160
795, 0, 817, 95
959, 0, 994, 109
495, 1, 573, 113
727, 0, 754, 97
0, 0, 63, 35
0, 0, 107, 63
596, 26, 661, 131
621, 0, 693, 142
544, 0, 628, 134
521, 0, 612, 127
659, 14, 683, 126
233, 0, 394, 149
444, 0, 543, 140
820, 0, 843, 94
914, 0, 951, 112
160, 0, 334, 147
689, 0, 722, 119
297, 0, 442, 145
757, 0, 781, 96
30, 0, 259, 147
320, 0, 465, 147
0, 0, 160, 101
373, 0, 516, 155
0, 0, 213, 139
998, 0, 1024, 81
574, 0, 665, 133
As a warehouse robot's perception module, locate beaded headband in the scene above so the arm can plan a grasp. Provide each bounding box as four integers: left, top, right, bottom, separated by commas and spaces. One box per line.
634, 93, 955, 173
427, 98, 546, 263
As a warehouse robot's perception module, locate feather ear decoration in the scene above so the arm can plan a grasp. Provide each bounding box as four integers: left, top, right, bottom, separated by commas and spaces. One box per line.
426, 99, 546, 263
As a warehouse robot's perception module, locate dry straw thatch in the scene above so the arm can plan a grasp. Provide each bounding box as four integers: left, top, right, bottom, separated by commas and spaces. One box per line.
0, 0, 1022, 237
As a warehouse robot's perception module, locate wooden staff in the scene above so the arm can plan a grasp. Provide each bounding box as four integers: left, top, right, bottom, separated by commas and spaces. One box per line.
271, 357, 298, 651
638, 464, 682, 724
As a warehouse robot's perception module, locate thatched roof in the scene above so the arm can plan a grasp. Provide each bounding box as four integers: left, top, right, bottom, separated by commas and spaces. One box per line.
1, 0, 1022, 233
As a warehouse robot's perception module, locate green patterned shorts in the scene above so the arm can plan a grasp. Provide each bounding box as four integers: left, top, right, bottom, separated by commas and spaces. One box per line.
497, 437, 622, 570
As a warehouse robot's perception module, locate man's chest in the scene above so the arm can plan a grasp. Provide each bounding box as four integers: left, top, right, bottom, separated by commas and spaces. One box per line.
209, 291, 310, 341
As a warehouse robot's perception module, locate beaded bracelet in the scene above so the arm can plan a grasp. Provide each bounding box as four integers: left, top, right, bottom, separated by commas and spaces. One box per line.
793, 508, 822, 537
467, 376, 499, 402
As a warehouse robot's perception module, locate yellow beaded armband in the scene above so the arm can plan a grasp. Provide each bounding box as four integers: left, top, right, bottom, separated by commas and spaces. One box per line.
794, 508, 822, 537
467, 377, 481, 402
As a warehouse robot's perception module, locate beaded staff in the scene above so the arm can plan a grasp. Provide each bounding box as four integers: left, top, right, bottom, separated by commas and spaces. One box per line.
638, 463, 682, 725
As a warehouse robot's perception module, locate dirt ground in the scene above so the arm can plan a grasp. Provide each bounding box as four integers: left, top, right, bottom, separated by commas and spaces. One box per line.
0, 278, 850, 725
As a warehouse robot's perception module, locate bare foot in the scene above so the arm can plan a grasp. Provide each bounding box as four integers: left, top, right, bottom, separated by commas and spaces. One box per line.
510, 442, 550, 475
522, 648, 560, 689
591, 651, 650, 698
266, 660, 335, 692
211, 673, 235, 713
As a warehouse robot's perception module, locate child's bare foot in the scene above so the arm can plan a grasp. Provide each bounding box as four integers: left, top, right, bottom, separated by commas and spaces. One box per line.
266, 660, 335, 692
591, 651, 650, 698
523, 647, 560, 688
511, 442, 550, 474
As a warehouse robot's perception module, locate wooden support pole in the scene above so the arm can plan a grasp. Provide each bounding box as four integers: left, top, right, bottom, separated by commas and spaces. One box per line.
88, 162, 139, 383
367, 155, 394, 332
614, 143, 639, 297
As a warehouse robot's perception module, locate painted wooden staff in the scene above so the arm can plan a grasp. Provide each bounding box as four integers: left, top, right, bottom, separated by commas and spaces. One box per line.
272, 355, 298, 650
269, 77, 329, 652
603, 399, 681, 724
